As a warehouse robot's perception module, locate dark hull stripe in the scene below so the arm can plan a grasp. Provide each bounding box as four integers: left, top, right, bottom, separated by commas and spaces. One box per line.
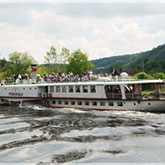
0, 96, 164, 102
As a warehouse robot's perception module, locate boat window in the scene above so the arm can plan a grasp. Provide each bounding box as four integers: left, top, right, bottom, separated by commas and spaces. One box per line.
109, 102, 114, 106
83, 86, 88, 93
71, 101, 75, 105
76, 86, 81, 93
52, 100, 56, 104
62, 86, 67, 93
125, 84, 133, 93
105, 85, 121, 93
50, 86, 54, 93
64, 101, 68, 105
69, 86, 74, 93
90, 86, 96, 93
56, 86, 60, 93
160, 84, 165, 99
78, 101, 82, 105
125, 84, 142, 100
141, 84, 155, 99
117, 102, 123, 106
105, 85, 122, 99
93, 101, 97, 106
85, 101, 89, 106
58, 100, 62, 105
100, 102, 105, 106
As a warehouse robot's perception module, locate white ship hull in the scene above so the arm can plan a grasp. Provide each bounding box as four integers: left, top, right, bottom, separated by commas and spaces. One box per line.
47, 98, 165, 112
0, 79, 165, 112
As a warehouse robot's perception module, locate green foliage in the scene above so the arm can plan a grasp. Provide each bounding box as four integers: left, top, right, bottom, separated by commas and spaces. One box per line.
44, 46, 57, 64
109, 63, 125, 74
134, 72, 151, 79
4, 52, 36, 77
91, 43, 165, 75
67, 49, 94, 75
44, 46, 59, 73
37, 66, 49, 77
60, 47, 70, 64
0, 58, 7, 68
153, 72, 165, 79
44, 46, 70, 73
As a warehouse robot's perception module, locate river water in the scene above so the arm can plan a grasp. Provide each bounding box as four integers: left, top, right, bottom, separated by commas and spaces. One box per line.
0, 104, 165, 164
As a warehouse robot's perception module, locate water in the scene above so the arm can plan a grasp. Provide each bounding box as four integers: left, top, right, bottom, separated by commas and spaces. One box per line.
0, 104, 165, 164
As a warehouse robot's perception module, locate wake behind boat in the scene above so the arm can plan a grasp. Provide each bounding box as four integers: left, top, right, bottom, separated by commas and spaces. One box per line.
0, 77, 165, 112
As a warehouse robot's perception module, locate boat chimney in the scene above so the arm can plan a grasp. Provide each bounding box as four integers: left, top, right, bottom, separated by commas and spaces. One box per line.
31, 64, 37, 80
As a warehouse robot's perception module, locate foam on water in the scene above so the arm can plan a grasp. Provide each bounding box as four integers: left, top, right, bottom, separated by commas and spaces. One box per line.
0, 105, 165, 163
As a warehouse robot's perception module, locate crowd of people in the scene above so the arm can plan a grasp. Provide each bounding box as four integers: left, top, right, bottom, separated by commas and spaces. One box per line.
38, 71, 96, 83
3, 71, 108, 84
4, 70, 127, 85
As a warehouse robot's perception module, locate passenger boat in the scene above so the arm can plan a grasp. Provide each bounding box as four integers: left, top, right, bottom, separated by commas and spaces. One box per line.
0, 79, 165, 112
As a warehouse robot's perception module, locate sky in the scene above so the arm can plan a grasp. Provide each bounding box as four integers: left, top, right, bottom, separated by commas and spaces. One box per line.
0, 0, 165, 64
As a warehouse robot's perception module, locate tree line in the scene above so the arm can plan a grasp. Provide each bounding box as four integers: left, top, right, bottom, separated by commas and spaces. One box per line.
0, 46, 94, 80
0, 45, 165, 81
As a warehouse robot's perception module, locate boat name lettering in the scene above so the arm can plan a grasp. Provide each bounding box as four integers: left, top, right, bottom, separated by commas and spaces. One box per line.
8, 92, 23, 96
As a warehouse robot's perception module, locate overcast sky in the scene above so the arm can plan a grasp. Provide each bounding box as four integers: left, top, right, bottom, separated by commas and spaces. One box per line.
0, 0, 165, 63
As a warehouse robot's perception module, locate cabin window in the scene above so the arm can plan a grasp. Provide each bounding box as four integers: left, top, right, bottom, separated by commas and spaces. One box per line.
85, 101, 89, 106
109, 102, 114, 106
117, 102, 123, 106
76, 86, 81, 93
56, 86, 60, 93
83, 86, 88, 93
50, 86, 54, 93
62, 86, 67, 93
29, 88, 31, 90
105, 85, 122, 99
64, 101, 68, 105
69, 86, 74, 93
90, 86, 96, 93
52, 100, 56, 104
93, 101, 97, 106
78, 101, 82, 105
142, 84, 155, 99
100, 102, 105, 106
58, 100, 62, 105
125, 84, 142, 100
71, 101, 75, 105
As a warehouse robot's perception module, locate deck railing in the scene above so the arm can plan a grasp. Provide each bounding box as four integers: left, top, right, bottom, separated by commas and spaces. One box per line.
126, 93, 142, 100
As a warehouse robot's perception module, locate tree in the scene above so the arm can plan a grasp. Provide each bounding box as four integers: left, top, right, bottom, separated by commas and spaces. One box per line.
67, 49, 94, 75
44, 46, 70, 73
37, 65, 49, 77
153, 72, 165, 80
4, 52, 36, 77
109, 63, 125, 75
44, 46, 59, 73
60, 47, 70, 64
134, 72, 151, 79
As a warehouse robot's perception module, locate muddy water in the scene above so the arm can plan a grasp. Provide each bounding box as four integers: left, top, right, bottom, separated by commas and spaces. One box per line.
0, 105, 165, 164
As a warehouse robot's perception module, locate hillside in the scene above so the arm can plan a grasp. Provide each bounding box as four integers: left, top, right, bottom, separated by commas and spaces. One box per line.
91, 44, 165, 75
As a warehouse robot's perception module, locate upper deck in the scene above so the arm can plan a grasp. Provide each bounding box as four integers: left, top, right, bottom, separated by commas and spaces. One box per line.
0, 79, 165, 101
